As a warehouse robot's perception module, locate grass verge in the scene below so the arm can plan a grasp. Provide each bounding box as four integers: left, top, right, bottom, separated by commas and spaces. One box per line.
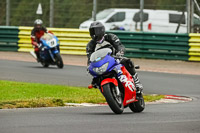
0, 80, 164, 109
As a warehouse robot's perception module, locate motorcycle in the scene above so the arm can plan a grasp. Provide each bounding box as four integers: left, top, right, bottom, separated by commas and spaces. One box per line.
88, 48, 145, 114
30, 33, 64, 68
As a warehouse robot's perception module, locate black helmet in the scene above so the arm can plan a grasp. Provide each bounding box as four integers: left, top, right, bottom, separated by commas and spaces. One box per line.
89, 21, 105, 42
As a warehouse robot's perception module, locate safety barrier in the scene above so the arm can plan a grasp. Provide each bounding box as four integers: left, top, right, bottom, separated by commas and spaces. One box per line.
0, 26, 19, 51
0, 26, 200, 61
18, 26, 90, 55
189, 33, 200, 61
107, 31, 189, 61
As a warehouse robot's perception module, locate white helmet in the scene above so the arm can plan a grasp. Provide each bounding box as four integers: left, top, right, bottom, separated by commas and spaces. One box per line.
34, 19, 43, 25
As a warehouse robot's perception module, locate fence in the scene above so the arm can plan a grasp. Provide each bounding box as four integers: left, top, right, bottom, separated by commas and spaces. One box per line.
189, 33, 200, 61
0, 0, 192, 28
107, 31, 190, 60
0, 26, 200, 61
0, 26, 19, 51
18, 26, 90, 55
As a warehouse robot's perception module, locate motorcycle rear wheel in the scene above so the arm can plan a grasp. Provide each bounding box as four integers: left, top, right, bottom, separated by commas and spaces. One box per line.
102, 83, 124, 114
55, 53, 63, 69
129, 93, 145, 113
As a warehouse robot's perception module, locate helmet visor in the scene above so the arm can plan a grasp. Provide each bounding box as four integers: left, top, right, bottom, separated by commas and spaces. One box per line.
89, 27, 104, 41
36, 24, 41, 28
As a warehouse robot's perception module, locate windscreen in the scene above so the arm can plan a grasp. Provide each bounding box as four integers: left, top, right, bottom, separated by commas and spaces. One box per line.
90, 48, 112, 62
41, 33, 54, 41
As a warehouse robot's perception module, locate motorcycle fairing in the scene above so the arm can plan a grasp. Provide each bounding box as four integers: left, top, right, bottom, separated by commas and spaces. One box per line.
88, 54, 117, 77
119, 66, 137, 106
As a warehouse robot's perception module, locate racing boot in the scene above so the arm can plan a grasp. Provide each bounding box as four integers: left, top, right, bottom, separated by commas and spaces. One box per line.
133, 73, 143, 94
88, 78, 98, 89
35, 51, 41, 62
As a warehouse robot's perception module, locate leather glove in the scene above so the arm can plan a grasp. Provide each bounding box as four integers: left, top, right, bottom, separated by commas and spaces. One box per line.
116, 50, 124, 57
37, 43, 42, 48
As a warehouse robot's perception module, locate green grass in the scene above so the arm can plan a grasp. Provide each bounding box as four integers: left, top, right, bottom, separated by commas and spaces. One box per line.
0, 80, 164, 109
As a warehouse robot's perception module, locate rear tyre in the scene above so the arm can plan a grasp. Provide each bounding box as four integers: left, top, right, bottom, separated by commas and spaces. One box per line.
55, 53, 63, 68
129, 93, 145, 113
102, 83, 124, 114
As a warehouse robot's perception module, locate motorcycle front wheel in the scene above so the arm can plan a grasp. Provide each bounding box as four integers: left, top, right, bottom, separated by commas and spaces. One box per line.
55, 53, 63, 69
41, 61, 49, 68
102, 83, 124, 114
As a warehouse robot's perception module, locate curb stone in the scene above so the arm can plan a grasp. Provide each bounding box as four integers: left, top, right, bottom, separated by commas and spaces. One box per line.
65, 95, 193, 107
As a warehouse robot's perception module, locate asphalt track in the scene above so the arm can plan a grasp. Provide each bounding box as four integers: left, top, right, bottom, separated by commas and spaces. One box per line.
0, 60, 200, 133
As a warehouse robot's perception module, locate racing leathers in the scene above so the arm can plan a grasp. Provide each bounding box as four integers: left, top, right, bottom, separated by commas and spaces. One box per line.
31, 27, 52, 61
86, 33, 143, 93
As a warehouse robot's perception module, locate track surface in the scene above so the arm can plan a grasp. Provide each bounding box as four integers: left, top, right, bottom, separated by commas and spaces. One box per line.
0, 60, 200, 133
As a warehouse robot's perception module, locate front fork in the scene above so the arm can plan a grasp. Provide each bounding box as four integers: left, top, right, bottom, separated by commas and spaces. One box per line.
49, 46, 59, 62
49, 49, 56, 62
115, 86, 121, 97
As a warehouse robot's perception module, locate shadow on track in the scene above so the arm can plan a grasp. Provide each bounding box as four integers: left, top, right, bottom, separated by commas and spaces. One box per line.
25, 65, 63, 69
83, 111, 145, 115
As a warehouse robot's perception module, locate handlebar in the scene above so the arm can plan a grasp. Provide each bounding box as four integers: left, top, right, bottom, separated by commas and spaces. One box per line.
112, 55, 140, 69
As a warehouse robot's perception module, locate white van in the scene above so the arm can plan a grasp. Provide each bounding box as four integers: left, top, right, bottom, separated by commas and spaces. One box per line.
79, 8, 200, 33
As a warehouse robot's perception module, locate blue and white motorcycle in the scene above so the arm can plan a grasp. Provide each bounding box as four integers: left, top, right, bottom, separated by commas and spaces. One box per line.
31, 33, 63, 68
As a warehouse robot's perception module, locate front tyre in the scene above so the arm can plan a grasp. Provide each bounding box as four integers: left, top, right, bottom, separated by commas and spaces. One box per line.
55, 53, 63, 68
41, 61, 49, 68
102, 83, 124, 114
129, 93, 145, 113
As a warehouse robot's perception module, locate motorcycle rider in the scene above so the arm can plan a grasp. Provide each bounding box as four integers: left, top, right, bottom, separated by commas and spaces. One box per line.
86, 21, 143, 94
31, 19, 52, 62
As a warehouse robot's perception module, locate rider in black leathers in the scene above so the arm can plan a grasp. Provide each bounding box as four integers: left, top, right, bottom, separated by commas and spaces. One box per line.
86, 21, 143, 93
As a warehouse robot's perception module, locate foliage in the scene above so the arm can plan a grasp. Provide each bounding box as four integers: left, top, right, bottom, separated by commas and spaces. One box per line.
0, 0, 199, 28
